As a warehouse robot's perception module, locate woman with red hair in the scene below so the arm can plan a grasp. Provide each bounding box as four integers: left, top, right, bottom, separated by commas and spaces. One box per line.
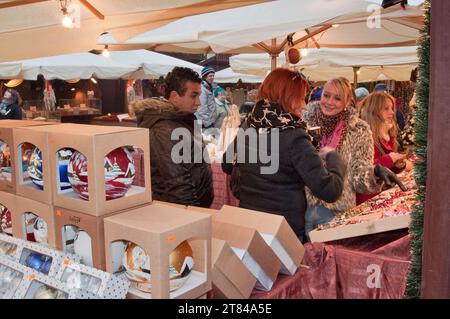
223, 68, 346, 242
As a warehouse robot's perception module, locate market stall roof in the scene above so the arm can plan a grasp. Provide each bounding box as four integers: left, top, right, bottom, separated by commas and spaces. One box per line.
0, 62, 22, 79
125, 0, 370, 53
125, 0, 423, 61
0, 0, 268, 62
230, 46, 418, 82
108, 49, 202, 79
0, 52, 137, 80
214, 67, 264, 83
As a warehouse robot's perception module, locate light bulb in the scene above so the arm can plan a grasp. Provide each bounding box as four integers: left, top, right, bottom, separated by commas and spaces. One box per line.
357, 70, 361, 75
90, 78, 97, 84
332, 24, 340, 28
300, 48, 309, 57
61, 14, 73, 28
102, 46, 110, 57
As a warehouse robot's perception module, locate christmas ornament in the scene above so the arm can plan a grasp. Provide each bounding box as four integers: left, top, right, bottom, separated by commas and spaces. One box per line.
24, 213, 48, 244
0, 205, 12, 236
56, 148, 73, 191
0, 265, 23, 298
24, 252, 52, 275
68, 147, 136, 200
0, 140, 11, 182
122, 240, 194, 293
33, 285, 67, 299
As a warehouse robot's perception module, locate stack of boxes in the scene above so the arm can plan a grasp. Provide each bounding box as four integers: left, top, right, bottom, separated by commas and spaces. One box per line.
1, 120, 306, 299
1, 120, 212, 299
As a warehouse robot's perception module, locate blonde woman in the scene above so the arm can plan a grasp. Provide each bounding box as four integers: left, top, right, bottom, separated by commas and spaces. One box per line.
357, 92, 412, 204
303, 77, 405, 240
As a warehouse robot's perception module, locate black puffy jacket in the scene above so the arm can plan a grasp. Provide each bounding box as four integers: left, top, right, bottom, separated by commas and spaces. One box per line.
133, 98, 214, 207
223, 101, 346, 238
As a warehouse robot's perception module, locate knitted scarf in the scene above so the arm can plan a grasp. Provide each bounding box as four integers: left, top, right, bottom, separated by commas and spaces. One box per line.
247, 100, 306, 131
316, 107, 350, 150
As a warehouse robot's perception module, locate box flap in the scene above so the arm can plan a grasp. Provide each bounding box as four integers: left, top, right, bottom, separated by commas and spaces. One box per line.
104, 203, 210, 234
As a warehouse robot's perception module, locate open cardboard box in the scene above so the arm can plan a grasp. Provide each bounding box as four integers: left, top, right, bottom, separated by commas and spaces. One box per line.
211, 220, 281, 291
217, 205, 304, 276
187, 205, 304, 276
211, 238, 256, 299
12, 124, 67, 204
104, 203, 211, 299
0, 191, 17, 237
0, 120, 56, 194
308, 212, 411, 242
12, 195, 56, 248
44, 123, 151, 216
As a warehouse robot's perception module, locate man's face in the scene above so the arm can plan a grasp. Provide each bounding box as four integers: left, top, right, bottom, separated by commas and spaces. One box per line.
205, 73, 215, 84
170, 81, 201, 113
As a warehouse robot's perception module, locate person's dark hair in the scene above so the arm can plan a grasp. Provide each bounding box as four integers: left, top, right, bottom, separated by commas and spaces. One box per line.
164, 67, 201, 99
5, 88, 22, 106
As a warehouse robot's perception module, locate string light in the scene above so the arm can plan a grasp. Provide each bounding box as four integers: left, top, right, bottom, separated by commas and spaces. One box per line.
59, 0, 73, 29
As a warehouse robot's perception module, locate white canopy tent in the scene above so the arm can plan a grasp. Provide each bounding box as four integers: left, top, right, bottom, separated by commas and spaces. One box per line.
126, 0, 370, 53
0, 0, 268, 62
126, 0, 423, 69
230, 46, 419, 83
108, 49, 202, 79
0, 62, 22, 79
0, 52, 137, 80
214, 67, 264, 83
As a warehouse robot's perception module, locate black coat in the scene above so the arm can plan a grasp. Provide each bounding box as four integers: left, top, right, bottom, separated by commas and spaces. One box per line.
0, 102, 22, 120
134, 98, 214, 207
223, 102, 345, 238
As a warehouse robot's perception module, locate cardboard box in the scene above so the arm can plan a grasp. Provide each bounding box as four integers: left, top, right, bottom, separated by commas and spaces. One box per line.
12, 124, 67, 204
54, 206, 123, 270
0, 233, 80, 278
0, 191, 17, 237
45, 123, 151, 216
211, 238, 256, 299
12, 195, 56, 248
308, 212, 411, 243
211, 220, 281, 291
0, 120, 55, 194
104, 203, 211, 299
152, 200, 187, 209
217, 206, 304, 276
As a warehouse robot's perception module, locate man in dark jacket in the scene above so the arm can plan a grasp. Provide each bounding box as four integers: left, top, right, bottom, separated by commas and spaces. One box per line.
131, 67, 214, 207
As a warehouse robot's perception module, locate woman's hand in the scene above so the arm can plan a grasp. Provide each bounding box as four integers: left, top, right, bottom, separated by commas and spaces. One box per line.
389, 152, 406, 163
404, 159, 413, 172
318, 146, 335, 160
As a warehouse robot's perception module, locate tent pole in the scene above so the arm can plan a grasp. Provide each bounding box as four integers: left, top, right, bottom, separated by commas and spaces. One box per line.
271, 38, 278, 70
353, 66, 360, 89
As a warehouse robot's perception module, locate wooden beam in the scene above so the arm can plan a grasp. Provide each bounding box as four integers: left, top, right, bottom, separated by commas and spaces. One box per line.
253, 42, 272, 53
78, 0, 104, 20
318, 40, 417, 48
305, 28, 320, 49
0, 0, 48, 9
421, 0, 450, 299
293, 25, 332, 47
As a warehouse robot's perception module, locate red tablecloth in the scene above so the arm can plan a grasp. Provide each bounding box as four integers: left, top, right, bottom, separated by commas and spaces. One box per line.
210, 163, 239, 209
209, 164, 411, 299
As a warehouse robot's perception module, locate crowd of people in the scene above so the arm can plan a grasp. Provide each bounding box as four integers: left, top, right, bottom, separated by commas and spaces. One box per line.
120, 65, 417, 243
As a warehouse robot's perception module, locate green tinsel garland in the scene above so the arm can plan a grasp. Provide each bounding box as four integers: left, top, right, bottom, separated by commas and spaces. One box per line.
405, 0, 430, 299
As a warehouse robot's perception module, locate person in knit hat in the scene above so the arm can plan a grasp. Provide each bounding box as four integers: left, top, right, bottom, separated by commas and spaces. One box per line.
195, 65, 217, 129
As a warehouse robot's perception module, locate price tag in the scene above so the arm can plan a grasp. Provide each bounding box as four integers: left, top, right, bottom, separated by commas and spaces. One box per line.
117, 113, 130, 122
